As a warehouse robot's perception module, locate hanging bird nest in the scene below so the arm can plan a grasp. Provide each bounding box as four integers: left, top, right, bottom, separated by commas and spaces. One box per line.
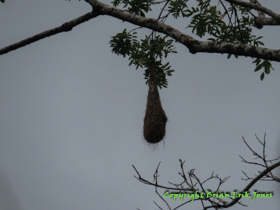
143, 61, 167, 144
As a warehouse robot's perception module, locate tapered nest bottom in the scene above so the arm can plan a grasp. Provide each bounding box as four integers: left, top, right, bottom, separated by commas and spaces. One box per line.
143, 87, 167, 144
143, 117, 167, 143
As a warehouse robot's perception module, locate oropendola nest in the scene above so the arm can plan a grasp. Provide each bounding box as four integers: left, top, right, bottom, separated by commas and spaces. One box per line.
143, 62, 167, 144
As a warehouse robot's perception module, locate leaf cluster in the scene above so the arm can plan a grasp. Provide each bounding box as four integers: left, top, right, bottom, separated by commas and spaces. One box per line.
185, 4, 260, 46
108, 0, 274, 81
183, 2, 274, 80
187, 6, 227, 38
111, 0, 152, 17
110, 30, 177, 88
167, 0, 189, 19
253, 58, 274, 80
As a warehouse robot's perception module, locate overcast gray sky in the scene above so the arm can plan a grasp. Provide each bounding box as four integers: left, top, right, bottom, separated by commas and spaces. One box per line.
0, 0, 279, 210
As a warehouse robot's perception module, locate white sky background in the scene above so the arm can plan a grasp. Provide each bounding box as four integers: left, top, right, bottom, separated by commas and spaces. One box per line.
0, 0, 279, 210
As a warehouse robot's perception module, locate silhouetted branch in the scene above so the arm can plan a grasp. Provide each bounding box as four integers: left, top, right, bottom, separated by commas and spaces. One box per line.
134, 134, 280, 209
240, 133, 280, 183
0, 11, 100, 56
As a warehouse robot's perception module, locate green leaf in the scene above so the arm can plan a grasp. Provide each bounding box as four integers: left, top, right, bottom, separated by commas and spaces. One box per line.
254, 64, 262, 72
260, 72, 265, 80
112, 0, 152, 17
252, 58, 261, 64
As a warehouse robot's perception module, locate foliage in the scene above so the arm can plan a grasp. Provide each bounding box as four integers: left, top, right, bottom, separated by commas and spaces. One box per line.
110, 30, 177, 88
167, 0, 189, 19
253, 58, 275, 80
111, 0, 153, 17
109, 0, 275, 83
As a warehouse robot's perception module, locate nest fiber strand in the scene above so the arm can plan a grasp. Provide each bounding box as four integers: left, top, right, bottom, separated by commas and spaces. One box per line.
143, 63, 167, 144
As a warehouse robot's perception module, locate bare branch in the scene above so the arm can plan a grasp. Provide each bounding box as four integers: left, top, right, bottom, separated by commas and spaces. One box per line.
155, 187, 172, 210
134, 134, 280, 209
0, 11, 100, 56
225, 160, 280, 208
241, 134, 280, 183
132, 164, 194, 191
242, 136, 263, 159
133, 160, 235, 209
239, 155, 265, 167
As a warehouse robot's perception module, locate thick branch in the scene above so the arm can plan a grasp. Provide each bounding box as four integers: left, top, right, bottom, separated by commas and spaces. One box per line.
255, 17, 280, 26
86, 0, 280, 62
0, 11, 100, 56
225, 0, 280, 22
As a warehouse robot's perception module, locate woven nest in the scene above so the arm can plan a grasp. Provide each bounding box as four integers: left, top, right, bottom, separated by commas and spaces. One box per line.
143, 64, 167, 144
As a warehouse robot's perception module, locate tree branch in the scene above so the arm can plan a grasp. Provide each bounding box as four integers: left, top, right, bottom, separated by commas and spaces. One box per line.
224, 160, 280, 208
225, 0, 280, 22
240, 134, 280, 183
0, 11, 100, 56
2, 0, 280, 62
85, 0, 280, 62
134, 134, 280, 209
